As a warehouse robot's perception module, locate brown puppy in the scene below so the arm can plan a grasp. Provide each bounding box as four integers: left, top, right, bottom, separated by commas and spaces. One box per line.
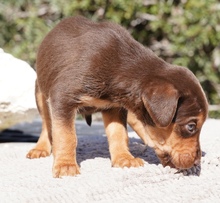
26, 16, 208, 178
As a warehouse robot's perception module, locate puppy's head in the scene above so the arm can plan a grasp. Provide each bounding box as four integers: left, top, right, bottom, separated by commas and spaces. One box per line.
141, 67, 208, 169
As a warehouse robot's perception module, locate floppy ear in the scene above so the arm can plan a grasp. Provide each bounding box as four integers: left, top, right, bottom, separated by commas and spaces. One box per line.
142, 83, 179, 127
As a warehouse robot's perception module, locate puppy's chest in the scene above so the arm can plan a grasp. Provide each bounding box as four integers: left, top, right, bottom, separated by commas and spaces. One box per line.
79, 95, 119, 110
77, 91, 141, 115
78, 79, 142, 112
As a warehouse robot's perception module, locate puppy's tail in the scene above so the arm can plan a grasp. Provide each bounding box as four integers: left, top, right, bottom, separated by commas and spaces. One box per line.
85, 115, 92, 126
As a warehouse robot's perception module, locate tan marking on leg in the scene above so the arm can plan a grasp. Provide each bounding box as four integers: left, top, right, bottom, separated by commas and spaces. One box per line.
50, 107, 80, 178
26, 81, 52, 159
102, 108, 144, 168
127, 111, 155, 148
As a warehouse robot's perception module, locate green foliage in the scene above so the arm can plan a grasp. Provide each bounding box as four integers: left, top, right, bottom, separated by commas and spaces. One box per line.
0, 0, 219, 117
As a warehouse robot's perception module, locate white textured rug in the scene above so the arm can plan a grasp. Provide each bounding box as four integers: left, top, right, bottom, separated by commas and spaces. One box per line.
0, 119, 220, 203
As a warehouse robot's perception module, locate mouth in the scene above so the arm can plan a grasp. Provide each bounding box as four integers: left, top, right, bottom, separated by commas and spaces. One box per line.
157, 153, 175, 168
158, 152, 200, 170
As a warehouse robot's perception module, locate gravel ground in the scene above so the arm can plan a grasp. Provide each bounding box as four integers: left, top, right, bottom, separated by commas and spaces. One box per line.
0, 118, 219, 203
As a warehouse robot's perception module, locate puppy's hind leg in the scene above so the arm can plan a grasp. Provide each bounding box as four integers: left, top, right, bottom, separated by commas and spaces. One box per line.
48, 92, 80, 178
102, 108, 144, 168
26, 81, 52, 159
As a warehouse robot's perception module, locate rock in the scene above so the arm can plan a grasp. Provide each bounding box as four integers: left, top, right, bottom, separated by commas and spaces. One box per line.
0, 48, 38, 130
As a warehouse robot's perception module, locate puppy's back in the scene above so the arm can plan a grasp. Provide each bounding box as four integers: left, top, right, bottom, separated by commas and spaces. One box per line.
36, 16, 147, 93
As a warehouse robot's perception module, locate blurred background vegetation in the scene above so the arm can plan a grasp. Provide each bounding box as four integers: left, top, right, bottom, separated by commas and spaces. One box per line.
0, 0, 220, 118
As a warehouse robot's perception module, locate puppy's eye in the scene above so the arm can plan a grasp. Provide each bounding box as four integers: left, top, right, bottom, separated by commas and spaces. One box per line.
186, 123, 196, 134
178, 122, 198, 138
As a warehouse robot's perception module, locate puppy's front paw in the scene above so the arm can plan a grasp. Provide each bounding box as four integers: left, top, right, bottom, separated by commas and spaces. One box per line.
53, 162, 80, 178
26, 149, 51, 159
112, 154, 144, 168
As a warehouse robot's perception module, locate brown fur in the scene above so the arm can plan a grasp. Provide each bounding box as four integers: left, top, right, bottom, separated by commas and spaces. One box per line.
26, 16, 208, 178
